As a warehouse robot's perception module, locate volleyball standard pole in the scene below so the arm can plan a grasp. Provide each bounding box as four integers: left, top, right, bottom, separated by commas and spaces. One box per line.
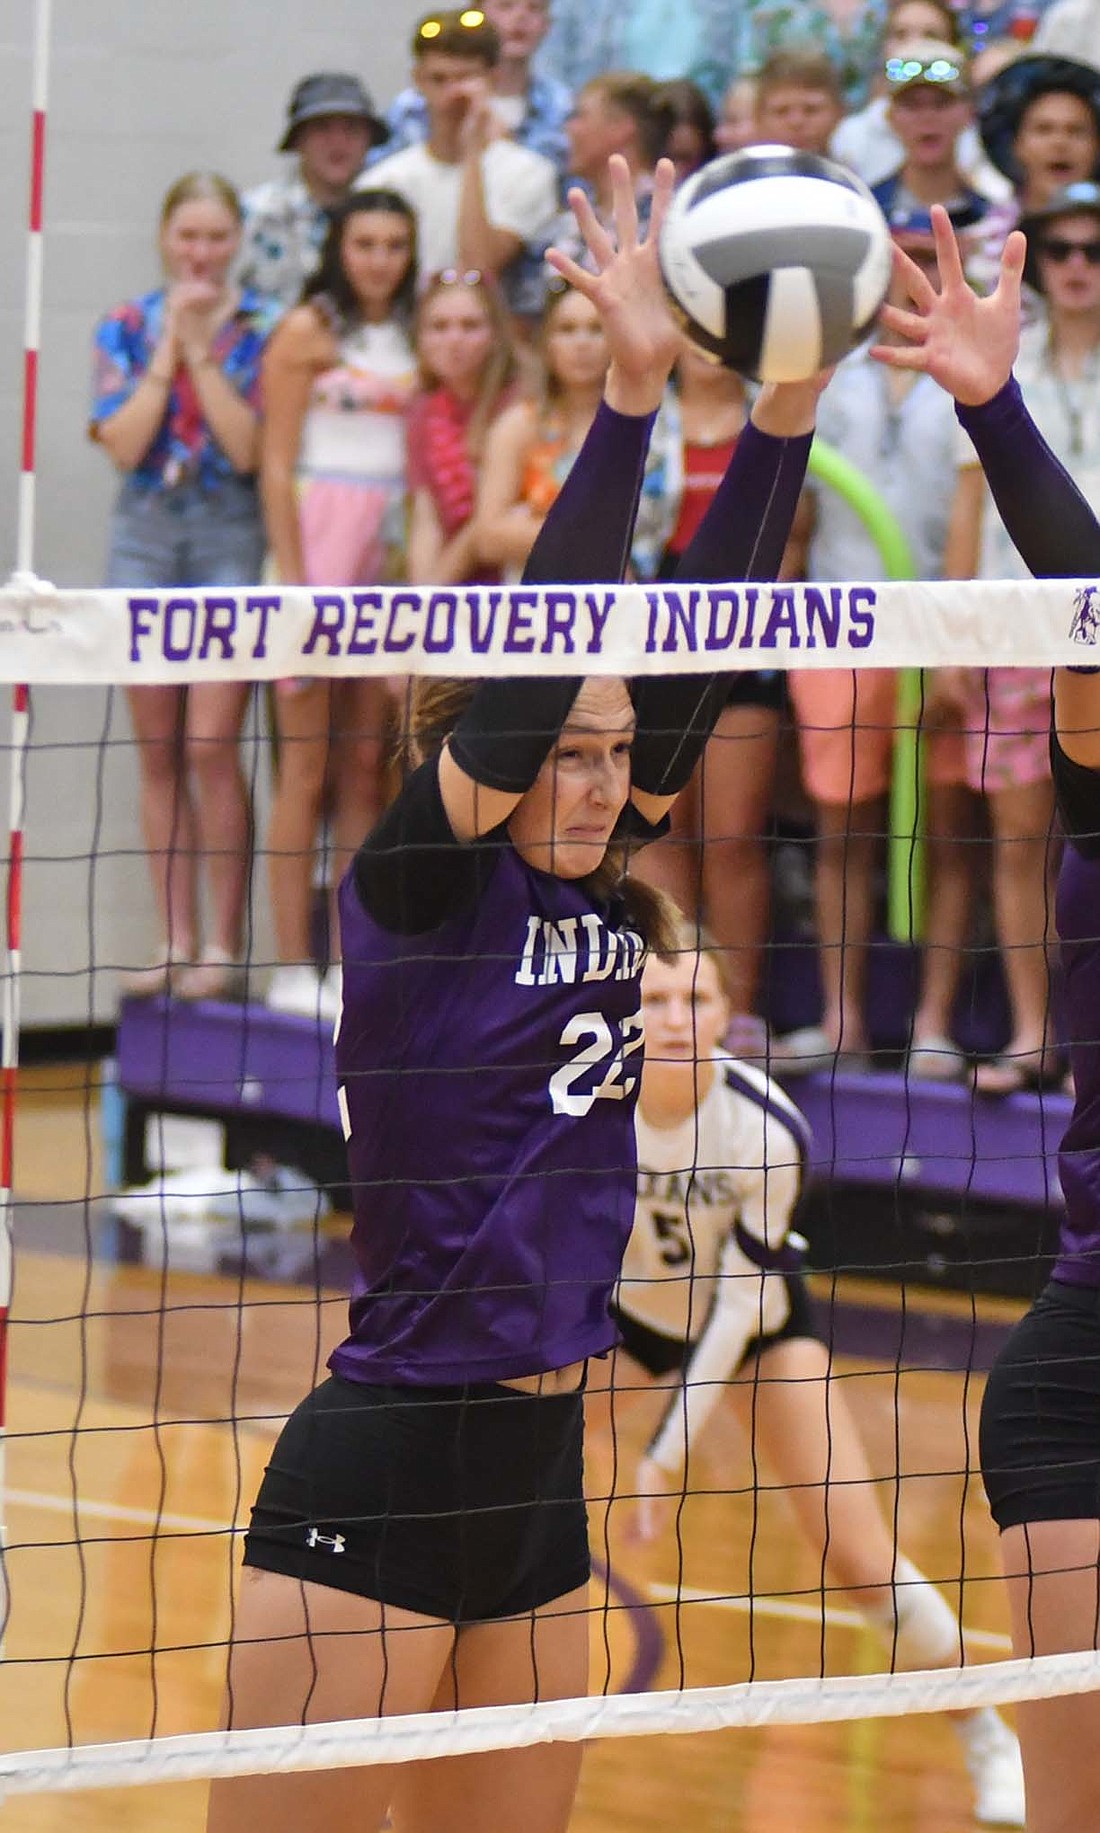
1, 0, 52, 1655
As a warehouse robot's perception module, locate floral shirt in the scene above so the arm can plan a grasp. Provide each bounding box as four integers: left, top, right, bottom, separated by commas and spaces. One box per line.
537, 0, 738, 109
371, 73, 573, 177
91, 287, 282, 492
734, 0, 887, 107
238, 174, 331, 309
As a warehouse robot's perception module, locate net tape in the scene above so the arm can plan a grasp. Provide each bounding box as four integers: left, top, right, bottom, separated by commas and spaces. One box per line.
3, 1649, 1100, 1797
1, 575, 1100, 683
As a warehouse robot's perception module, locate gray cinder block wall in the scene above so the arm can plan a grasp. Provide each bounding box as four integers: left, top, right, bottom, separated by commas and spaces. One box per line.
0, 0, 421, 1024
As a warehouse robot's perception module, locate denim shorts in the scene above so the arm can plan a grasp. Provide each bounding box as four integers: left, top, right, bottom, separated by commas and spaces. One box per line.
106, 474, 265, 588
244, 1374, 590, 1623
981, 1278, 1100, 1530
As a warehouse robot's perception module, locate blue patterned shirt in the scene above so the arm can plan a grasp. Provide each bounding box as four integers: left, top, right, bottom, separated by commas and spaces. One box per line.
91, 287, 282, 492
369, 73, 573, 177
537, 0, 739, 109
238, 174, 331, 309
733, 0, 887, 107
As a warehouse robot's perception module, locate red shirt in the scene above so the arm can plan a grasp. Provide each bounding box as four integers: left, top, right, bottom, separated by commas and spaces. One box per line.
667, 434, 739, 556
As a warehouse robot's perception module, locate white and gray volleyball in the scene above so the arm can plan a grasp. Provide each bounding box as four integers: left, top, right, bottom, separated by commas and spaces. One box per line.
658, 147, 893, 381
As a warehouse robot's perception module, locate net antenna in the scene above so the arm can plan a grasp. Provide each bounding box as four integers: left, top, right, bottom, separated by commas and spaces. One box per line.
1, 0, 51, 1659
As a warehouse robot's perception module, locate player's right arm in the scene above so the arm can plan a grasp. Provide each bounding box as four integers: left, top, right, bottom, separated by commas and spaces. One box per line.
435, 153, 683, 847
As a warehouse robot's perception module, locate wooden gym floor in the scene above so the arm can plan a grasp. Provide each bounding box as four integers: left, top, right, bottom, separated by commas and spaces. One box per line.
2, 1065, 1026, 1831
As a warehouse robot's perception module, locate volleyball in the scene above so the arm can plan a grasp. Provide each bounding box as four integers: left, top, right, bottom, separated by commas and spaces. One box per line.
658, 147, 893, 382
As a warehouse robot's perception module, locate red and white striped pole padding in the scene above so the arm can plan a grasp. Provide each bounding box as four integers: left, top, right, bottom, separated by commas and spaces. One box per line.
2, 0, 52, 1644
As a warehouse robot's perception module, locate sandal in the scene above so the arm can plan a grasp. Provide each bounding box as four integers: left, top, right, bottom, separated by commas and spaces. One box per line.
972, 1051, 1063, 1097
907, 1033, 967, 1082
721, 1013, 769, 1061
174, 946, 245, 1003
119, 947, 188, 999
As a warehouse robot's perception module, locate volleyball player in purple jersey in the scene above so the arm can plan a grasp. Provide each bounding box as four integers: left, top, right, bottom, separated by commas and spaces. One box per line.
207, 156, 824, 1833
877, 203, 1100, 1831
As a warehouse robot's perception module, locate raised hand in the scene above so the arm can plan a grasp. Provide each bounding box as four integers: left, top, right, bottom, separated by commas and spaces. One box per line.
546, 155, 681, 416
873, 203, 1025, 407
169, 280, 224, 366
457, 76, 503, 157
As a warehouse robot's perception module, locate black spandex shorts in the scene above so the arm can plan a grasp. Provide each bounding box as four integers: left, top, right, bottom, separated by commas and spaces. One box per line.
724, 670, 787, 712
244, 1374, 589, 1622
981, 1278, 1100, 1531
608, 1273, 817, 1378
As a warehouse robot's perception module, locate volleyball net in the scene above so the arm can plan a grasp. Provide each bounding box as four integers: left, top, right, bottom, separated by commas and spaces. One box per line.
3, 570, 1096, 681
0, 574, 1095, 1809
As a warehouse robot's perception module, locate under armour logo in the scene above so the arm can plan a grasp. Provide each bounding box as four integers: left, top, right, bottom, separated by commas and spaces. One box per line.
1070, 584, 1100, 647
306, 1527, 346, 1553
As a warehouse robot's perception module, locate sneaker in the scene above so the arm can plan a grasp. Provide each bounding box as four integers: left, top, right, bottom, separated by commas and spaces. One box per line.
266, 964, 328, 1020
119, 948, 187, 999
319, 964, 343, 1026
767, 1025, 836, 1075
721, 1013, 769, 1061
961, 1708, 1026, 1828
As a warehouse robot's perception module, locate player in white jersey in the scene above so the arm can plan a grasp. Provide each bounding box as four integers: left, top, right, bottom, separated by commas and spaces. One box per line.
609, 933, 1025, 1828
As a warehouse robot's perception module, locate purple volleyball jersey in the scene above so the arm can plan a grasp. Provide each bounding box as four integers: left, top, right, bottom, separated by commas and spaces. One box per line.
329, 845, 647, 1384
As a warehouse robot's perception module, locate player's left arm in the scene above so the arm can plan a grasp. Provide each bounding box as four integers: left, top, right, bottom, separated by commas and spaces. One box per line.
437, 154, 679, 844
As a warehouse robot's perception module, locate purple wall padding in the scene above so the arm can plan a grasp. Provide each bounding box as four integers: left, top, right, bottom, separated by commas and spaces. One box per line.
794, 1068, 1069, 1209
117, 996, 341, 1130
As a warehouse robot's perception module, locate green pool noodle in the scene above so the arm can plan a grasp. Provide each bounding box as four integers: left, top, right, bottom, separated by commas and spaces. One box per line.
807, 437, 922, 942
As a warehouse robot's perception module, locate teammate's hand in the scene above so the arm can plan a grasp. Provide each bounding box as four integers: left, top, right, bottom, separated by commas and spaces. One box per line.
628, 1454, 679, 1543
872, 203, 1024, 407
170, 281, 223, 366
545, 155, 681, 418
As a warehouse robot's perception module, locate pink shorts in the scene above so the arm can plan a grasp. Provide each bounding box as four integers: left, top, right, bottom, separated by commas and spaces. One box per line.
959, 667, 1052, 795
790, 669, 966, 807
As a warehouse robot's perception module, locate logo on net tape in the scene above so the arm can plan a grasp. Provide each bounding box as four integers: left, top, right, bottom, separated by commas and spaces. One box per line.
1070, 584, 1100, 647
306, 1526, 347, 1554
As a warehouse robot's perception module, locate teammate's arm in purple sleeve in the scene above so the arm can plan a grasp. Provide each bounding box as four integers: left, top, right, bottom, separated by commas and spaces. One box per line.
957, 379, 1100, 765
956, 379, 1100, 579
629, 423, 813, 802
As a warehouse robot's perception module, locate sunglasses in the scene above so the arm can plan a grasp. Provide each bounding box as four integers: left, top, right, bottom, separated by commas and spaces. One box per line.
432, 267, 485, 286
884, 55, 963, 86
418, 8, 485, 37
1039, 237, 1100, 264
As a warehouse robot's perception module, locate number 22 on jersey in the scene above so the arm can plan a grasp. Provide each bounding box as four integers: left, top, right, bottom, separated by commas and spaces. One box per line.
549, 1010, 644, 1117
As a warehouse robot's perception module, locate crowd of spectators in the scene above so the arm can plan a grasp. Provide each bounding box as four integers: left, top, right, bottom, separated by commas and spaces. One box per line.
90, 0, 1100, 1084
